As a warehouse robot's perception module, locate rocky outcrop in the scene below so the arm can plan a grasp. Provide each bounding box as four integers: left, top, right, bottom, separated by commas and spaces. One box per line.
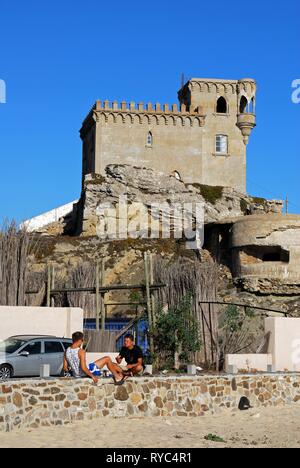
236, 277, 300, 296
62, 165, 283, 237
27, 165, 300, 313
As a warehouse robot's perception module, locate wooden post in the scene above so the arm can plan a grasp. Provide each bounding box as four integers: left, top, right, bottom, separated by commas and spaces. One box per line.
208, 303, 215, 365
144, 252, 154, 355
200, 308, 208, 364
174, 329, 183, 370
174, 330, 179, 370
50, 264, 55, 308
214, 304, 220, 372
46, 264, 51, 307
286, 195, 289, 215
149, 253, 156, 326
101, 259, 106, 330
95, 261, 100, 331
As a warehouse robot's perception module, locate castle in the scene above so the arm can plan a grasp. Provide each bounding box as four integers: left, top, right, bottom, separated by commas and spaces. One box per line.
80, 78, 257, 193
23, 77, 300, 299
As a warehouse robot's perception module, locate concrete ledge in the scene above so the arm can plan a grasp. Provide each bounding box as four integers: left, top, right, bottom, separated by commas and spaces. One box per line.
1, 374, 300, 432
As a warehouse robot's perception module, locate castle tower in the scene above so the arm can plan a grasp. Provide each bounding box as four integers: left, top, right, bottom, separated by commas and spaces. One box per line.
178, 78, 256, 190
80, 77, 256, 193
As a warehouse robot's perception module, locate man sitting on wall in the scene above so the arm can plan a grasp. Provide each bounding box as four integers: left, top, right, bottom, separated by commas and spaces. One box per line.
115, 334, 145, 377
64, 332, 125, 385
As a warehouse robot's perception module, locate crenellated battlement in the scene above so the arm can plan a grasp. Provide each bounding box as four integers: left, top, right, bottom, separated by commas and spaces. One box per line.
81, 99, 206, 136
185, 78, 257, 96
93, 99, 203, 114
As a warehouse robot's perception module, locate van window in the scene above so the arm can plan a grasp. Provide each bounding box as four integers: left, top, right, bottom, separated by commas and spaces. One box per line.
44, 341, 64, 354
62, 341, 72, 351
23, 341, 42, 355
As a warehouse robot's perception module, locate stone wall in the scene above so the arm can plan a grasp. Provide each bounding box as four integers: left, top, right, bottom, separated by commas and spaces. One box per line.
80, 100, 206, 187
80, 77, 257, 193
1, 374, 300, 433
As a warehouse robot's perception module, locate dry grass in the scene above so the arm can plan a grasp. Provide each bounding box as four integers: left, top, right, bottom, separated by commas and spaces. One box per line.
0, 221, 39, 306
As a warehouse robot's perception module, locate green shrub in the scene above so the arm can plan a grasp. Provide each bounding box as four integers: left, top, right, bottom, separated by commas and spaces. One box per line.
153, 294, 201, 368
204, 434, 225, 443
199, 184, 223, 205
251, 196, 266, 205
240, 199, 248, 214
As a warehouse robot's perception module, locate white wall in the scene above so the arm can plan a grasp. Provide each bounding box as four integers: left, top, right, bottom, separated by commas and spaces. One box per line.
225, 354, 273, 373
225, 318, 300, 373
0, 307, 83, 341
265, 317, 300, 372
22, 201, 78, 232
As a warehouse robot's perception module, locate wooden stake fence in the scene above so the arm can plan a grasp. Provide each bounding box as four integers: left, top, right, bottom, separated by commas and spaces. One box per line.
41, 257, 164, 349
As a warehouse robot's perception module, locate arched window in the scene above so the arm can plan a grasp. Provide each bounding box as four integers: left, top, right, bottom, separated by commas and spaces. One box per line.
173, 171, 182, 181
147, 132, 153, 147
216, 96, 228, 114
239, 96, 248, 114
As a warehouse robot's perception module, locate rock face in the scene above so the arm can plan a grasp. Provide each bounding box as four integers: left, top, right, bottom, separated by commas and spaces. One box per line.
64, 164, 283, 237
236, 277, 300, 296
27, 164, 300, 313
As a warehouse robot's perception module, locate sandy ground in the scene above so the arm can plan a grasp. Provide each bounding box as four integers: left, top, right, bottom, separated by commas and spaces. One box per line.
1, 406, 300, 448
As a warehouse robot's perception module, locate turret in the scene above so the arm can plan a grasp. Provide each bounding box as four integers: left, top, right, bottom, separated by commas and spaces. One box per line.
236, 78, 257, 144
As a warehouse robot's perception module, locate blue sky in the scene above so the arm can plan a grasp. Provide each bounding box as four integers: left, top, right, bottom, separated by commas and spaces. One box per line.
0, 0, 299, 222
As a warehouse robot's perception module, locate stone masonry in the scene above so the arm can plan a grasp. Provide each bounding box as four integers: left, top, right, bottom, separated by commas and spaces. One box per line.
80, 78, 257, 193
1, 374, 300, 433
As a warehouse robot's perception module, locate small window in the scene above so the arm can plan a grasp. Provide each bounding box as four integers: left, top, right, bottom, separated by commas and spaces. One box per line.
215, 135, 228, 155
44, 341, 64, 354
22, 341, 42, 355
216, 96, 227, 114
147, 132, 153, 147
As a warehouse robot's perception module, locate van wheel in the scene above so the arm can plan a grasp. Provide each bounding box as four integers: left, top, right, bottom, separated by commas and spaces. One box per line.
0, 364, 13, 381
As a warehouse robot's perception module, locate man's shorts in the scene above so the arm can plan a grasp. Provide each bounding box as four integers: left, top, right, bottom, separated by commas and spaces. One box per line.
120, 365, 144, 376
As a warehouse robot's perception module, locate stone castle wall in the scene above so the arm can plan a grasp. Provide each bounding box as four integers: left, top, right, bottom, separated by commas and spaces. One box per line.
80, 77, 256, 193
80, 100, 206, 188
1, 374, 300, 433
